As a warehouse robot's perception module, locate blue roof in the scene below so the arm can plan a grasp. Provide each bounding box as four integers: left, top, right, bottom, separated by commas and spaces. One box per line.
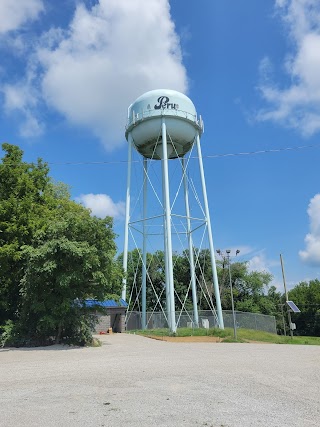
119, 298, 128, 307
85, 299, 128, 308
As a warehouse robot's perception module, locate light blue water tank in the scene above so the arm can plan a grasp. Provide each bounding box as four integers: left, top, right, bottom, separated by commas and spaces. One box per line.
125, 89, 203, 159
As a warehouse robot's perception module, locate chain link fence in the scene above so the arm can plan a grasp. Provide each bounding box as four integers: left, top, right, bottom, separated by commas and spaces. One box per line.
126, 310, 277, 334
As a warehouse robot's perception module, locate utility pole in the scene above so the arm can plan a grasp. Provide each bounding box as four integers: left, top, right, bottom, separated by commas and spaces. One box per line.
280, 254, 293, 338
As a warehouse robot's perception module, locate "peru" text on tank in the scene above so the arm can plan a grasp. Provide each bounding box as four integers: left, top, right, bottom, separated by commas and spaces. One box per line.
154, 96, 179, 110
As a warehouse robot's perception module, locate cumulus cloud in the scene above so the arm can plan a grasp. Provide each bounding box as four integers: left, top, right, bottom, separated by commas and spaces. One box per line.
256, 0, 320, 136
246, 250, 280, 274
2, 0, 187, 146
299, 194, 320, 265
76, 193, 125, 219
2, 82, 43, 137
216, 247, 274, 273
247, 253, 270, 273
0, 0, 44, 34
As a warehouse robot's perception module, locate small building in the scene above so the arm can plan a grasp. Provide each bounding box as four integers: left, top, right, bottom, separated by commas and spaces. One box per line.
85, 299, 128, 333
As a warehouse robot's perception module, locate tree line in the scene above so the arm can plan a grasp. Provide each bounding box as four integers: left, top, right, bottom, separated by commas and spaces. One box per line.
1, 143, 319, 346
120, 250, 320, 336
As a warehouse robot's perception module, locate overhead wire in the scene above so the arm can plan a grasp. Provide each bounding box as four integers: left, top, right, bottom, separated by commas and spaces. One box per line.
1, 142, 319, 166
202, 142, 320, 159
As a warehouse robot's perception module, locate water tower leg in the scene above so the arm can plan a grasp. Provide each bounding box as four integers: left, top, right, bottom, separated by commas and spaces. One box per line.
122, 134, 133, 302
162, 211, 171, 330
182, 157, 199, 328
196, 134, 224, 329
161, 118, 176, 333
157, 139, 171, 329
160, 142, 171, 329
163, 224, 171, 330
142, 158, 148, 330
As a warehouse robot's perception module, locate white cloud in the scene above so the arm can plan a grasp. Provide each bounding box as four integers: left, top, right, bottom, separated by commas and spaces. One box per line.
0, 0, 44, 34
258, 56, 274, 81
247, 253, 270, 273
2, 0, 187, 146
2, 82, 44, 137
246, 249, 280, 274
216, 246, 274, 274
256, 0, 320, 136
299, 194, 320, 265
76, 193, 125, 219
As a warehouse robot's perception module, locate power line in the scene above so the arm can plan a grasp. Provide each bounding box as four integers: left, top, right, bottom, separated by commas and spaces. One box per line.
1, 142, 319, 166
202, 143, 320, 159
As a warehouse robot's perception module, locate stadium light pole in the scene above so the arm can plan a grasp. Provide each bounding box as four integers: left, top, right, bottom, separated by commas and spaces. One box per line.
216, 249, 240, 340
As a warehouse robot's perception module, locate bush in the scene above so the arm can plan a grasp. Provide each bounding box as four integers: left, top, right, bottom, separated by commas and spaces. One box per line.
0, 312, 98, 348
62, 314, 97, 346
0, 320, 24, 347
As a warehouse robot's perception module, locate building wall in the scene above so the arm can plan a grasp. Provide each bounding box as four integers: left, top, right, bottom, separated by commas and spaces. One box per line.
119, 314, 125, 332
94, 313, 126, 333
95, 314, 111, 333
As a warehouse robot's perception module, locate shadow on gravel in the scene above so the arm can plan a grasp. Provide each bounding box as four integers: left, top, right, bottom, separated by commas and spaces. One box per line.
0, 344, 86, 352
1, 338, 112, 352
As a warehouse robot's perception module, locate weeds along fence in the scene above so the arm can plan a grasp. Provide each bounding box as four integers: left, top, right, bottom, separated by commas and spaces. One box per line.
126, 310, 277, 334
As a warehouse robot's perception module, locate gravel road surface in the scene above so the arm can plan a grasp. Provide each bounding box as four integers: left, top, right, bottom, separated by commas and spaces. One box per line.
1, 333, 319, 427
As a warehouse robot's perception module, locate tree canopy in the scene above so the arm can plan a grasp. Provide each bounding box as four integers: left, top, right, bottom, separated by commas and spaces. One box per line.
122, 246, 320, 336
0, 143, 122, 346
1, 143, 319, 343
288, 279, 320, 336
121, 249, 275, 313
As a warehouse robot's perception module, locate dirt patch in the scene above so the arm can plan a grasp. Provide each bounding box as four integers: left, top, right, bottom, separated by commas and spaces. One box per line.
142, 335, 272, 344
143, 335, 222, 343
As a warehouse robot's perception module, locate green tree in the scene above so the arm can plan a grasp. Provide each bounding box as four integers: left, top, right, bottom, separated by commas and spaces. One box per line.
122, 249, 278, 317
121, 249, 167, 312
265, 285, 285, 334
0, 144, 51, 324
235, 269, 274, 313
19, 208, 121, 345
0, 143, 122, 346
288, 279, 320, 336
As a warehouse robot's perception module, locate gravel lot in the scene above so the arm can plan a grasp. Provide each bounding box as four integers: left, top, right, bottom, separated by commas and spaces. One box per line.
1, 333, 319, 427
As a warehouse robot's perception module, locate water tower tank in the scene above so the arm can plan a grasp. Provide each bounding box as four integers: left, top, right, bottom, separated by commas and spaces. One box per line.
125, 89, 203, 159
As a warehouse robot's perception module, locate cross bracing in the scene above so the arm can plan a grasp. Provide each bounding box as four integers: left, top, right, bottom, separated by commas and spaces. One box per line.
122, 129, 219, 327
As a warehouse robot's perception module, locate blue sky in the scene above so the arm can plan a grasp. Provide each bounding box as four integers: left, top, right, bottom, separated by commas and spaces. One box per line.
1, 0, 320, 290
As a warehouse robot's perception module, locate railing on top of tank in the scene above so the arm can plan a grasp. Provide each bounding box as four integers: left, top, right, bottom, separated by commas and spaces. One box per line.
126, 108, 203, 130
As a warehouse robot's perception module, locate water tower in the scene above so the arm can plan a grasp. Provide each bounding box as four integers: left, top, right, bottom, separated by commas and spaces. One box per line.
121, 89, 223, 333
